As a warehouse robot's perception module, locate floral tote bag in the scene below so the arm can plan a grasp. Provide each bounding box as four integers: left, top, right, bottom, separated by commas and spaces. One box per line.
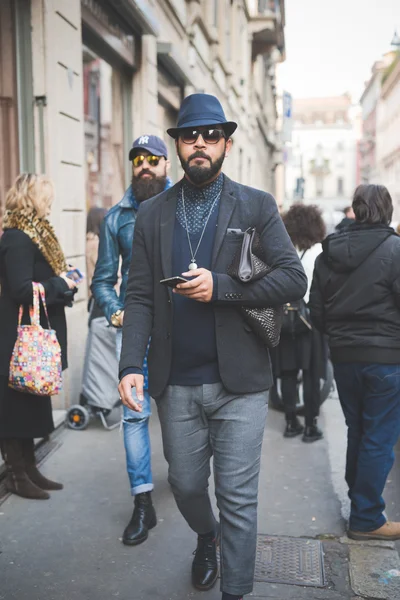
9, 282, 63, 396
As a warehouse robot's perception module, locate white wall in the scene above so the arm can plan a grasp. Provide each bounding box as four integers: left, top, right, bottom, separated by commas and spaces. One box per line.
32, 0, 87, 408
376, 61, 400, 221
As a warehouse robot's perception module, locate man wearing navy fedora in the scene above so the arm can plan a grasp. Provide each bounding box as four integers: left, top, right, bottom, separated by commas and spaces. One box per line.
119, 94, 306, 600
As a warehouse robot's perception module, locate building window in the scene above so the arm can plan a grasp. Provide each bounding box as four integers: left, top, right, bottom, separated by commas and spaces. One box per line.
316, 175, 324, 197
239, 148, 243, 183
337, 177, 344, 196
258, 0, 274, 12
225, 0, 231, 61
83, 48, 129, 209
213, 0, 218, 26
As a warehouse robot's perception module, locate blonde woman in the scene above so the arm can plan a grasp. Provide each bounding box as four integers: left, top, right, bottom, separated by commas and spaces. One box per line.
0, 173, 79, 500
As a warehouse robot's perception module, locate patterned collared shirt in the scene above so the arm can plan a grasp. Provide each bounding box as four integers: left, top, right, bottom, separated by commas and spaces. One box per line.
176, 173, 224, 234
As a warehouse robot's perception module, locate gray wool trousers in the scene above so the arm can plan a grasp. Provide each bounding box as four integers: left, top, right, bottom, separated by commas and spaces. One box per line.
156, 382, 268, 596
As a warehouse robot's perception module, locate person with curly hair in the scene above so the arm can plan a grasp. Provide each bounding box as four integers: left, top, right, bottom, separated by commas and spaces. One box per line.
272, 204, 327, 442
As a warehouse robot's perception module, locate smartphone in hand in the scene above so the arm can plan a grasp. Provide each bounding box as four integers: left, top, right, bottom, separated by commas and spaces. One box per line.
66, 268, 85, 283
160, 276, 189, 288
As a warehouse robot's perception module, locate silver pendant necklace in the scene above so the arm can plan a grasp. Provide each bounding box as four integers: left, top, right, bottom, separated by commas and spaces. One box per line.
181, 186, 222, 270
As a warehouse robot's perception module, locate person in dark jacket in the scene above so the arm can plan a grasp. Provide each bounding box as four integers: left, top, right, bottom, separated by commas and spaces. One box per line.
273, 205, 327, 442
310, 184, 400, 541
0, 173, 78, 500
335, 206, 355, 232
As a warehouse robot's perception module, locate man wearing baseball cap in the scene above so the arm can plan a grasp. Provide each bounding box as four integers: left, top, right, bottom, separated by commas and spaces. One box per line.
91, 134, 172, 546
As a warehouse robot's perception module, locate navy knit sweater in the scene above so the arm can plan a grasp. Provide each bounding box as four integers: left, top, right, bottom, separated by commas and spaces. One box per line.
121, 174, 223, 386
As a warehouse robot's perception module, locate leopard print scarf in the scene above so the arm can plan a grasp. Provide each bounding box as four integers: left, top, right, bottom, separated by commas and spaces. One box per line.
3, 209, 67, 275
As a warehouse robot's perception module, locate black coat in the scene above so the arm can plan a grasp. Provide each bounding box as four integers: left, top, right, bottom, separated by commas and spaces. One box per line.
0, 229, 71, 438
309, 223, 400, 364
335, 216, 355, 232
119, 176, 307, 398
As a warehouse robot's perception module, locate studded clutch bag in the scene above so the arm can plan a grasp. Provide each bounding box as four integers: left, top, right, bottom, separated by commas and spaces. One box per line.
227, 227, 282, 349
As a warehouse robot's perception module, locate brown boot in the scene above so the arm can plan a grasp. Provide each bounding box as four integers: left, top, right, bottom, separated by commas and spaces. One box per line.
21, 438, 63, 491
348, 521, 400, 541
0, 439, 50, 500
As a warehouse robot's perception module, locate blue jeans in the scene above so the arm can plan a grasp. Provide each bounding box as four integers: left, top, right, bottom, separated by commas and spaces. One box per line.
116, 330, 153, 496
334, 363, 400, 532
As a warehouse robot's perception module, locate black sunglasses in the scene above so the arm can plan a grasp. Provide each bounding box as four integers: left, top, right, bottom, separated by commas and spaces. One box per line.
179, 128, 226, 145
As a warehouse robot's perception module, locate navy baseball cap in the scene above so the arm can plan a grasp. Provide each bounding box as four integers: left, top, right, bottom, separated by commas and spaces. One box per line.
129, 135, 168, 161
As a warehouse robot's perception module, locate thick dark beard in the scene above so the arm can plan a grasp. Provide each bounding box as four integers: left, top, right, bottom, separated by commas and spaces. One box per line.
131, 174, 167, 202
178, 147, 226, 186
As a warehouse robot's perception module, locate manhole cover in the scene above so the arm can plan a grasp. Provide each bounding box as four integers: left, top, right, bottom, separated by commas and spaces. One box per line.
217, 535, 325, 587
254, 535, 325, 587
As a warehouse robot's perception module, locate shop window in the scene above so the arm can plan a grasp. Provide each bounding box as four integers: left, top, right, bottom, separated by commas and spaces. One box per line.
83, 47, 127, 209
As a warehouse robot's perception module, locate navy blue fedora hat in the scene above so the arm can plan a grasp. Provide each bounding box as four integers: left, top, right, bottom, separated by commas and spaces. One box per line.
167, 93, 237, 139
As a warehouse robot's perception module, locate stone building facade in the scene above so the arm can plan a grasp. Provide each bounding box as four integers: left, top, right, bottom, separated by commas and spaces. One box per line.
359, 51, 397, 186
285, 95, 359, 217
376, 53, 400, 222
0, 0, 286, 407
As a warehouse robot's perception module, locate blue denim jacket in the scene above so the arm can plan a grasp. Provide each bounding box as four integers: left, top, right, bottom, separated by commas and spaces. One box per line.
91, 179, 173, 324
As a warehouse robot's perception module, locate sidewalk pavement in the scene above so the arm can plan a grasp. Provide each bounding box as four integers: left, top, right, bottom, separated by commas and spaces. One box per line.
0, 392, 399, 600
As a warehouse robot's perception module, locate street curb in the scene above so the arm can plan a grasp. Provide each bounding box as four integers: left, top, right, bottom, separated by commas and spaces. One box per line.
341, 538, 400, 599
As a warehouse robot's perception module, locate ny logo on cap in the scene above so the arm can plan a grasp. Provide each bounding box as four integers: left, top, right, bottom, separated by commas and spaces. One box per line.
138, 136, 149, 145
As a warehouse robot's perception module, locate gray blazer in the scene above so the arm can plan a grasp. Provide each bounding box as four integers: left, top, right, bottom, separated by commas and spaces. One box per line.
120, 176, 307, 399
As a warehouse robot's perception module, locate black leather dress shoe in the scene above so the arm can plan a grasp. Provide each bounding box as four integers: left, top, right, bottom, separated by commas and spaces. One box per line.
192, 532, 219, 591
302, 423, 323, 443
122, 492, 157, 546
284, 416, 304, 438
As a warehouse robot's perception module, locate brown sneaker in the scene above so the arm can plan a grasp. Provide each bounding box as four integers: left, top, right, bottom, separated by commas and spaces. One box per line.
348, 521, 400, 541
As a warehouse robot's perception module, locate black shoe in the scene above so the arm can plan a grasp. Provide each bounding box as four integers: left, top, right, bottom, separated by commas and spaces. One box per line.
302, 423, 323, 443
122, 492, 157, 546
284, 416, 304, 438
192, 530, 219, 591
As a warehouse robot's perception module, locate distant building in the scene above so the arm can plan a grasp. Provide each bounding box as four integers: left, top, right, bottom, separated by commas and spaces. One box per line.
359, 52, 396, 185
285, 95, 359, 218
376, 52, 400, 221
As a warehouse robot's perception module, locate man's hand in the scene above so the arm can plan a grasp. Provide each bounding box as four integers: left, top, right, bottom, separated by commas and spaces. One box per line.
119, 310, 124, 326
118, 374, 144, 412
173, 268, 214, 303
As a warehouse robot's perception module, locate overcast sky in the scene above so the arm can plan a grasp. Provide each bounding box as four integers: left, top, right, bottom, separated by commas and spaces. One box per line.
278, 0, 400, 101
